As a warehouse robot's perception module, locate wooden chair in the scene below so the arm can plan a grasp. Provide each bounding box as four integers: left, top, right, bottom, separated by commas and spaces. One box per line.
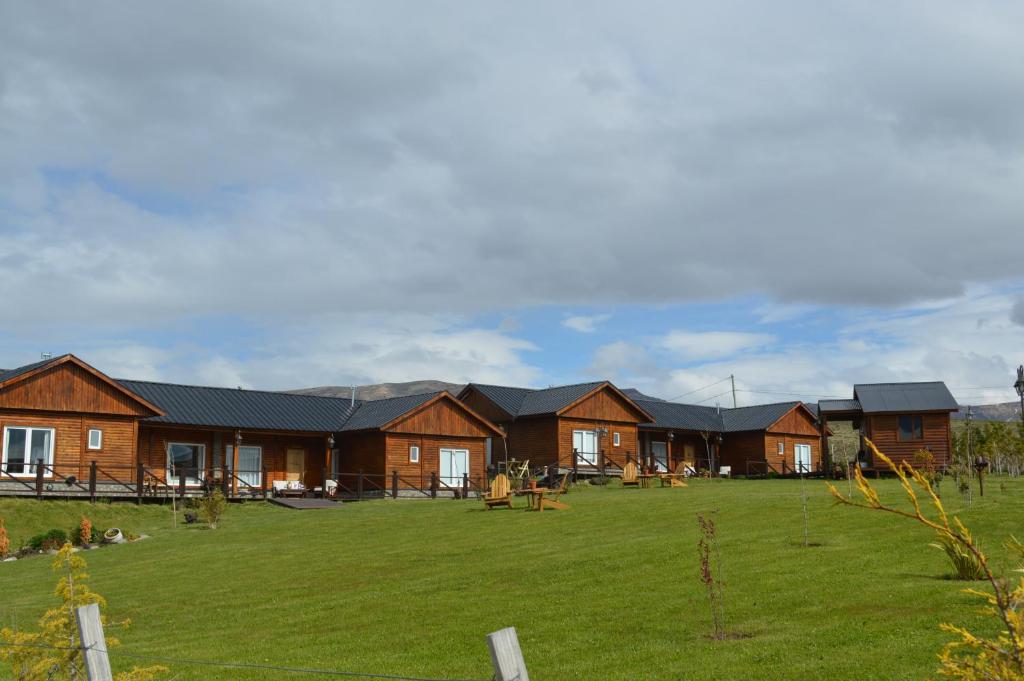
482, 473, 513, 510
621, 461, 640, 488
540, 473, 570, 512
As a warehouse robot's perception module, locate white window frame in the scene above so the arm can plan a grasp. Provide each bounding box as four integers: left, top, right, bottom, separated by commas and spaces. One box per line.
613, 432, 621, 447
777, 441, 784, 456
439, 448, 469, 487
409, 445, 420, 463
87, 428, 103, 450
2, 425, 56, 477
794, 444, 812, 474
166, 442, 206, 486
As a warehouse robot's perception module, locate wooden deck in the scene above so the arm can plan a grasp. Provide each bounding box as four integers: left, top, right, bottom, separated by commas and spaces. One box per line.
269, 497, 342, 510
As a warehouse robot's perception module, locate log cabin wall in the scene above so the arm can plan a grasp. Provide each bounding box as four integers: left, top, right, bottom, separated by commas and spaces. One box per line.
557, 418, 638, 469
137, 425, 328, 489
865, 412, 951, 466
448, 387, 512, 427
0, 410, 137, 480
385, 433, 486, 490
718, 431, 766, 471
504, 417, 560, 467
0, 363, 154, 417
763, 433, 821, 471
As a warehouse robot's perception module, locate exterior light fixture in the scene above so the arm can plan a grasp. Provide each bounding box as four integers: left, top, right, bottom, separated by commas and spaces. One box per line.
327, 434, 336, 449
667, 432, 675, 442
234, 430, 243, 445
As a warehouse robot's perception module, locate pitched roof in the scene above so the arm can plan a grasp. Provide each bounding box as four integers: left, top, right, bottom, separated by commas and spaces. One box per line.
722, 402, 803, 432
465, 384, 533, 417
120, 379, 357, 432
637, 399, 813, 433
0, 355, 66, 386
853, 382, 959, 413
340, 392, 439, 431
517, 381, 607, 416
816, 399, 862, 414
634, 398, 725, 432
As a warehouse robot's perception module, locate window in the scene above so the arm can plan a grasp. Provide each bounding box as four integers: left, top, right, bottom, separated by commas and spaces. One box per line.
167, 442, 205, 485
225, 444, 262, 488
2, 426, 55, 476
898, 416, 924, 441
777, 441, 784, 456
613, 432, 621, 447
87, 429, 103, 450
409, 445, 420, 463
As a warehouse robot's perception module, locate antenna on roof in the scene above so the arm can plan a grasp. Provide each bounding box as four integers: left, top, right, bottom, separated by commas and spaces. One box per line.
350, 386, 356, 407
41, 352, 52, 360
716, 402, 721, 415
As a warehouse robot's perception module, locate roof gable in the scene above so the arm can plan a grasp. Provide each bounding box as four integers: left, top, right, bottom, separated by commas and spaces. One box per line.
558, 383, 653, 423
853, 382, 958, 413
459, 384, 532, 419
383, 392, 503, 437
0, 355, 162, 417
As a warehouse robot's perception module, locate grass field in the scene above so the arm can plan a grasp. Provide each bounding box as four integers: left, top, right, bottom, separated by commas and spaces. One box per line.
1, 476, 1021, 680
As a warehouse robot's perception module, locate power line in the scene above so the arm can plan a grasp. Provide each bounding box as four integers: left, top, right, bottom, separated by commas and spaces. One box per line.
691, 390, 734, 405
667, 376, 732, 401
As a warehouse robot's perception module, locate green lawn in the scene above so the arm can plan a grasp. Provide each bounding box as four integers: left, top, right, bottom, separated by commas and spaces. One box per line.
1, 477, 1020, 680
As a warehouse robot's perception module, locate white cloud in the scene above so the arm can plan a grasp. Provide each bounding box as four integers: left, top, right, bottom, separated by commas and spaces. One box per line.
563, 314, 611, 334
589, 287, 1024, 407
658, 331, 775, 361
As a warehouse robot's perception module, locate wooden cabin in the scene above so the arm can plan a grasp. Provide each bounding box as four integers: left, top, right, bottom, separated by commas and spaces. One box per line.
636, 399, 823, 475
335, 391, 503, 495
457, 382, 653, 473
817, 382, 959, 470
0, 354, 502, 499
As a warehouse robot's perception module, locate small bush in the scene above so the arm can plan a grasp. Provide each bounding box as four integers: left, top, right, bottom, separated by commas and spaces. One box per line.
26, 528, 69, 551
0, 518, 8, 559
197, 490, 227, 529
71, 516, 99, 545
931, 532, 985, 580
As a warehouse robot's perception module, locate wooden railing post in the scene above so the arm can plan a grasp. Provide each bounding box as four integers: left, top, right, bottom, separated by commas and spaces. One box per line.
261, 466, 268, 498
572, 448, 578, 483
599, 449, 605, 473
221, 464, 229, 496
462, 472, 469, 499
391, 470, 399, 499
430, 471, 438, 498
178, 467, 187, 497
357, 469, 364, 500
89, 461, 97, 503
35, 459, 44, 499
487, 627, 529, 681
136, 462, 144, 503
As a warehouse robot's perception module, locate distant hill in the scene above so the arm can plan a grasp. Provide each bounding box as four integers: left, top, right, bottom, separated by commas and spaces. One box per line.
288, 381, 662, 403
287, 380, 465, 401
954, 401, 1023, 422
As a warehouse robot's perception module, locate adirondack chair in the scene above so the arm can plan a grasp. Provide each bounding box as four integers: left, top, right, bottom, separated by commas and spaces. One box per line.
539, 473, 570, 512
621, 461, 640, 487
482, 473, 513, 510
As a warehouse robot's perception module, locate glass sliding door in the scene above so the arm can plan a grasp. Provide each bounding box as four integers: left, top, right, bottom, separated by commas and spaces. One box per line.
225, 445, 263, 488
167, 443, 205, 486
2, 426, 55, 476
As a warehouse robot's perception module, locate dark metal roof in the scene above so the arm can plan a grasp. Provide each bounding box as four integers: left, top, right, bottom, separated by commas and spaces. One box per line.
0, 355, 66, 385
518, 382, 606, 416
853, 382, 958, 413
120, 379, 358, 432
817, 399, 862, 414
635, 399, 725, 432
340, 392, 439, 431
466, 384, 532, 417
722, 402, 801, 432
638, 399, 809, 433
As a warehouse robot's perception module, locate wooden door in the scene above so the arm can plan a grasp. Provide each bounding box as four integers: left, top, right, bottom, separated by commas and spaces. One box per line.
286, 448, 305, 482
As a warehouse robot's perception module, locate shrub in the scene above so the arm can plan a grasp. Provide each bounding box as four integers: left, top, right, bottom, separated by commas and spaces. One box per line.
26, 529, 69, 552
197, 490, 227, 529
930, 532, 985, 580
0, 518, 8, 559
71, 516, 98, 546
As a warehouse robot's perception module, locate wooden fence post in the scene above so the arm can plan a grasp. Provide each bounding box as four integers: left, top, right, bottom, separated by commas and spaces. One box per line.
462, 472, 469, 499
221, 464, 229, 496
178, 468, 187, 497
35, 459, 44, 499
391, 470, 399, 499
89, 461, 97, 503
76, 602, 113, 681
572, 448, 578, 483
487, 626, 529, 681
430, 471, 437, 498
357, 469, 364, 500
136, 462, 144, 504
261, 466, 268, 498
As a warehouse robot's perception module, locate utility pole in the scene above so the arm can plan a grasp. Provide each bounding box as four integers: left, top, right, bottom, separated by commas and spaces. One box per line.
730, 374, 737, 408
1014, 365, 1024, 433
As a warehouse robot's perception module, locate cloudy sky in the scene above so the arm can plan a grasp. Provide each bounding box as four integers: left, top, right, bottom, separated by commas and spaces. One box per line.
2, 1, 1023, 406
